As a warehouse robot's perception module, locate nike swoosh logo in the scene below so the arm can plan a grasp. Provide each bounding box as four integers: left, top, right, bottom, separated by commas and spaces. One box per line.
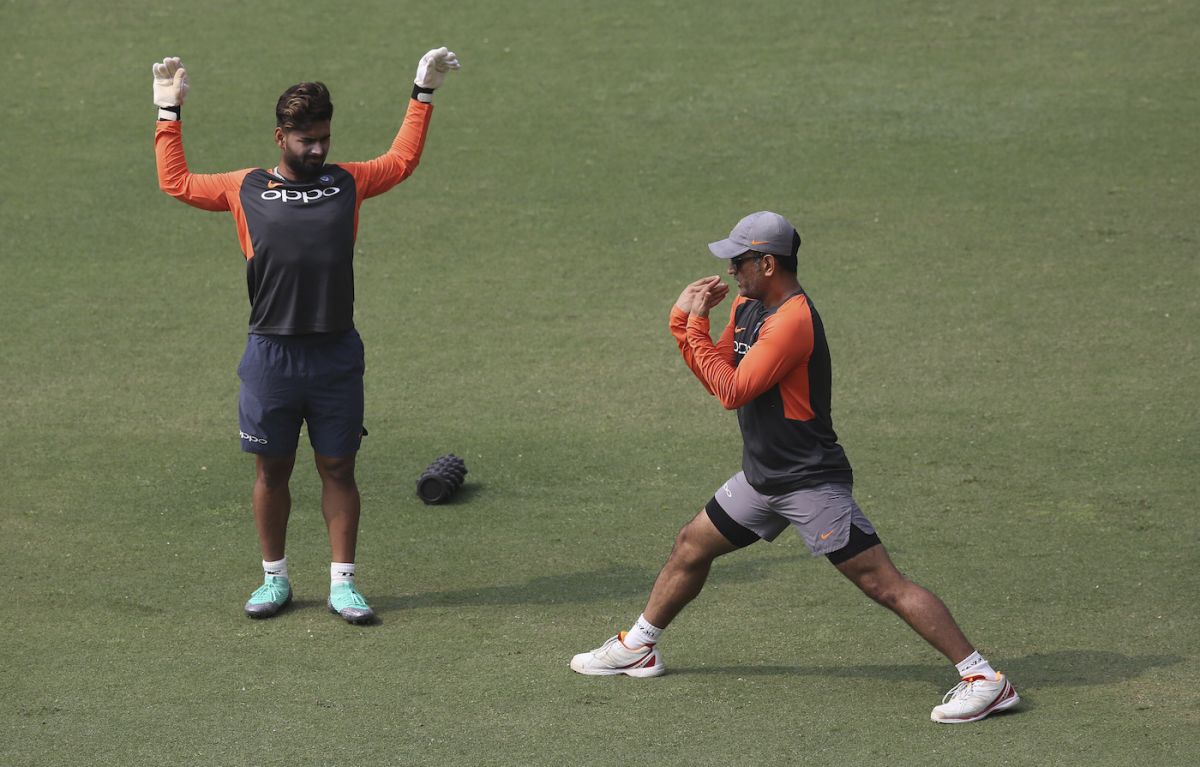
819, 530, 835, 540
750, 239, 770, 246
735, 327, 746, 333
267, 181, 282, 189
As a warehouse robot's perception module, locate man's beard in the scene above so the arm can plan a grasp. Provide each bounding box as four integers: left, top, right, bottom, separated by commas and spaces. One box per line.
283, 150, 325, 180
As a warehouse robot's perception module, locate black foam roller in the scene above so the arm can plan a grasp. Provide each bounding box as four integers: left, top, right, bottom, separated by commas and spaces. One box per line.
417, 454, 468, 504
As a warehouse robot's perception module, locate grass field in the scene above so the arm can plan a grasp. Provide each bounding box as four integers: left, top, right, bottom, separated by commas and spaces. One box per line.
2, 1, 1198, 765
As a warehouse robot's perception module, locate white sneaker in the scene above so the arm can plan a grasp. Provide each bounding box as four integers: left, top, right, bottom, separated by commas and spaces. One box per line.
570, 632, 666, 678
931, 673, 1020, 723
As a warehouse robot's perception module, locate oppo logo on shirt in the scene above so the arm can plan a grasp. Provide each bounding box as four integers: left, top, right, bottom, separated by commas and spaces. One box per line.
260, 186, 342, 204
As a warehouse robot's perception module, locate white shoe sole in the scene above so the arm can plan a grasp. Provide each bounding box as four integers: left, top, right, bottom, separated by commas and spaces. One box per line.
570, 655, 666, 678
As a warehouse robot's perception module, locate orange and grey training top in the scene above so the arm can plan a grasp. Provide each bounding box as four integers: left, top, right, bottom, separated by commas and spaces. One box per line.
671, 290, 853, 494
155, 99, 432, 335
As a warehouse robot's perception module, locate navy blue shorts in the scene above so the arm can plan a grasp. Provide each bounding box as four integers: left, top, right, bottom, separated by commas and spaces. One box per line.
236, 329, 366, 457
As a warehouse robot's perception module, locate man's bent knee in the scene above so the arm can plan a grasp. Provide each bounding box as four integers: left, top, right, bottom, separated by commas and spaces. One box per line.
835, 544, 909, 610
858, 574, 905, 610
670, 510, 741, 565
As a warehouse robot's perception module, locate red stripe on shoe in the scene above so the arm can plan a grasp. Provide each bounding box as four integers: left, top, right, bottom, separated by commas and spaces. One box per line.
619, 651, 652, 670
946, 681, 1016, 722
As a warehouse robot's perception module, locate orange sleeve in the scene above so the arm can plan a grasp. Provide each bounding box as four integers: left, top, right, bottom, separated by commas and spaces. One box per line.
684, 298, 812, 410
340, 99, 432, 199
670, 301, 738, 397
154, 121, 252, 211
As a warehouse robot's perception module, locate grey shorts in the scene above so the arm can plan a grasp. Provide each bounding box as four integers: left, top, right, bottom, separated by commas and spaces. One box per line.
706, 472, 877, 557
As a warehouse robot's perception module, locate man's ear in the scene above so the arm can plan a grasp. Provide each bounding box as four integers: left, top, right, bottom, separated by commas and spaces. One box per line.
274, 127, 285, 149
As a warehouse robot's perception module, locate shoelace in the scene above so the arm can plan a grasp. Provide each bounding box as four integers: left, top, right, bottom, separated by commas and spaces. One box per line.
333, 585, 369, 609
942, 680, 973, 703
251, 581, 286, 601
942, 675, 992, 704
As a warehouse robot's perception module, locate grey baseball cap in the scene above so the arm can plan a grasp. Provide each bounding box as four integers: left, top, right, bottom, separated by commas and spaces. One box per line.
708, 211, 801, 260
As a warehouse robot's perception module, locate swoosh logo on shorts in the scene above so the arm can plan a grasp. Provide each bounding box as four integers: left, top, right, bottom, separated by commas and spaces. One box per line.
819, 530, 835, 540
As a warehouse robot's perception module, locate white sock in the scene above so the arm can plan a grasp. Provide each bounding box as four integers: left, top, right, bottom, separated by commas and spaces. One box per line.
624, 614, 663, 647
331, 562, 356, 587
955, 651, 998, 680
263, 557, 288, 580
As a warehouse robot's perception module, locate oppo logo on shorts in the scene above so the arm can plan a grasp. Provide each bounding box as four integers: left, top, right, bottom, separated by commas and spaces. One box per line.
240, 431, 269, 445
260, 186, 342, 204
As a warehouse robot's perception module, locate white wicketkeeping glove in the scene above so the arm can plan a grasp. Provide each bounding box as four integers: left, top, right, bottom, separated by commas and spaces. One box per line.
152, 56, 189, 108
414, 47, 460, 90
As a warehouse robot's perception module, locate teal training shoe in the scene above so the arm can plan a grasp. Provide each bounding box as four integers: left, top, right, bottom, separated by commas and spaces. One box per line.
328, 582, 375, 624
244, 576, 292, 619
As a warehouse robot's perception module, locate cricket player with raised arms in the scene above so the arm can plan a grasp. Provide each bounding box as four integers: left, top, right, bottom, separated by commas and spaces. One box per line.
571, 211, 1020, 723
152, 47, 459, 623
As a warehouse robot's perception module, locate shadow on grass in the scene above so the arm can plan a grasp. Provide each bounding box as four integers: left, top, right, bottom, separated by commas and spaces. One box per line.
435, 481, 485, 506
671, 650, 1183, 690
375, 553, 810, 610
276, 598, 387, 626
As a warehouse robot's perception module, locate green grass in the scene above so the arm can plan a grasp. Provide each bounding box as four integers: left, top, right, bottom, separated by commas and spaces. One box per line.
2, 0, 1197, 765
